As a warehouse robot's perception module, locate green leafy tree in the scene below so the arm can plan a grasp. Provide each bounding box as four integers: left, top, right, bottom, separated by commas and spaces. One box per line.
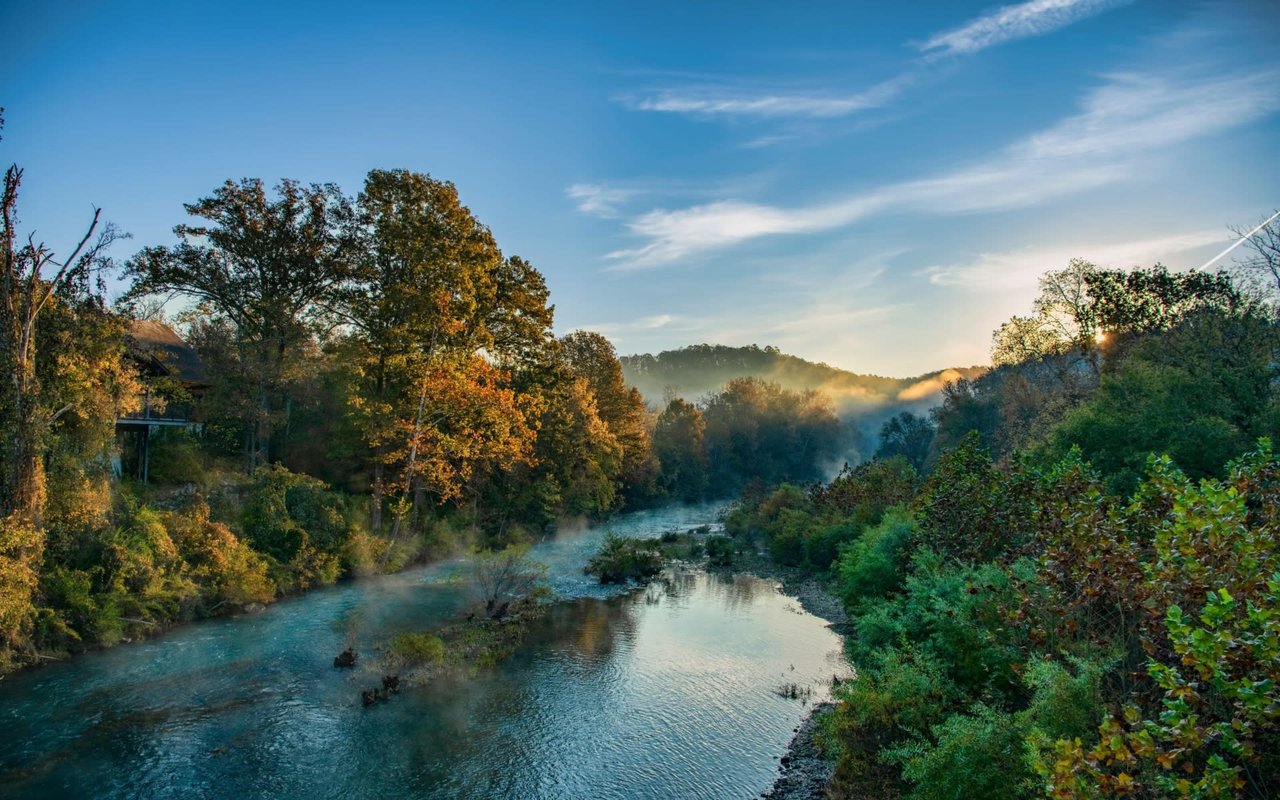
124, 178, 358, 468
875, 412, 935, 472
1044, 309, 1277, 491
701, 377, 840, 496
653, 397, 709, 502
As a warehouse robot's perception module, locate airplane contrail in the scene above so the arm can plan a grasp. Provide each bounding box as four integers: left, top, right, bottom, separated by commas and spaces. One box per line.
1197, 207, 1280, 271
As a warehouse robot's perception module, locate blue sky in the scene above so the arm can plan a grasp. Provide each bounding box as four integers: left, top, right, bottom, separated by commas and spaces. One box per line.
3, 0, 1277, 376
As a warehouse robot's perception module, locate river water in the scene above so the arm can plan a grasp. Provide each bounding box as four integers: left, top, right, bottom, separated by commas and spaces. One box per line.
0, 505, 849, 799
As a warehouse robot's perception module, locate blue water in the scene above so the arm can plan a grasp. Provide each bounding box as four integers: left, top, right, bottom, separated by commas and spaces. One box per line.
0, 505, 849, 799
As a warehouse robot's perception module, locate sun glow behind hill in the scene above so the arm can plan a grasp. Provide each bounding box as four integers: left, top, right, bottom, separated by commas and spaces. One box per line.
620, 344, 985, 452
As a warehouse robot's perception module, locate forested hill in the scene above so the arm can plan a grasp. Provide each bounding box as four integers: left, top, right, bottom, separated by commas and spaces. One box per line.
620, 344, 985, 417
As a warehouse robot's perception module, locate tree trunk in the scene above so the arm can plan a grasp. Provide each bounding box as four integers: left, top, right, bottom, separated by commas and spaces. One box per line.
371, 459, 384, 532
3, 356, 44, 524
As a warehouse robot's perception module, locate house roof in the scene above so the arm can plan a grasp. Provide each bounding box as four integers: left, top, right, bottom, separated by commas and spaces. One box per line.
126, 320, 208, 386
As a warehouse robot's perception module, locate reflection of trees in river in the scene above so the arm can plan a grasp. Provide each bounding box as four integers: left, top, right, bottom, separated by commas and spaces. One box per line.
636, 568, 770, 613
533, 597, 638, 666
703, 571, 769, 611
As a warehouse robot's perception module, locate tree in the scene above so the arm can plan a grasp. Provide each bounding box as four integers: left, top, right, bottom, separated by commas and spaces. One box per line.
124, 178, 358, 468
653, 397, 708, 501
340, 170, 539, 536
560, 330, 659, 505
875, 411, 935, 472
471, 543, 547, 617
1044, 308, 1277, 491
701, 377, 840, 495
1, 122, 134, 668
2, 165, 123, 523
1231, 210, 1280, 302
990, 260, 1241, 370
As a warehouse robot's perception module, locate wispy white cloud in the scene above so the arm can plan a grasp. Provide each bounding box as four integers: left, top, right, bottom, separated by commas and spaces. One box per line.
740, 134, 801, 150
622, 1, 1129, 122
622, 75, 912, 120
919, 0, 1134, 57
578, 312, 679, 342
567, 183, 640, 218
603, 68, 1280, 269
924, 230, 1232, 290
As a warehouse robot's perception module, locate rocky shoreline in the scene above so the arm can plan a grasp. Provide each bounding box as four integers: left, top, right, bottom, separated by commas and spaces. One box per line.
762, 700, 837, 800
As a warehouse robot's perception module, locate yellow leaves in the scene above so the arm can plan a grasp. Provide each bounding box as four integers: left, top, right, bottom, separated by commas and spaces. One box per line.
364, 355, 536, 504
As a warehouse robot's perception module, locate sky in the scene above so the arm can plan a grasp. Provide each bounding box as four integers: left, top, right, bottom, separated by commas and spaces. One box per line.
2, 0, 1277, 377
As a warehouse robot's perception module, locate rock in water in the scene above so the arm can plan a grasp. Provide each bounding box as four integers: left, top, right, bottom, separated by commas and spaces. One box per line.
334, 648, 358, 668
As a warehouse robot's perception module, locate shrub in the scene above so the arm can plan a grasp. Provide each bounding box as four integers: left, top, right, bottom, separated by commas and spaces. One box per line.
704, 535, 735, 567
887, 704, 1032, 800
852, 551, 1029, 700
915, 432, 1029, 563
1023, 658, 1106, 744
240, 465, 352, 588
389, 632, 446, 665
585, 534, 665, 584
165, 504, 276, 607
804, 519, 858, 572
39, 566, 123, 648
765, 507, 815, 566
0, 514, 39, 667
810, 456, 919, 526
835, 507, 915, 613
145, 428, 207, 486
821, 648, 962, 797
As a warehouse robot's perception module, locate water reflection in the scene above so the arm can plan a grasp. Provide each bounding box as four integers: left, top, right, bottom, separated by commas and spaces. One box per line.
0, 506, 848, 800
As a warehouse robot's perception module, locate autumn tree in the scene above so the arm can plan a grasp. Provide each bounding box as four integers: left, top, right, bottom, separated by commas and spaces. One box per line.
2, 168, 124, 523
0, 122, 136, 666
560, 330, 660, 504
124, 178, 358, 469
340, 169, 537, 538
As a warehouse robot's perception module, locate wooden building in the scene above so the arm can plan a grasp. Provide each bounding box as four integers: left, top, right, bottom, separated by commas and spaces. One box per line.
114, 321, 209, 482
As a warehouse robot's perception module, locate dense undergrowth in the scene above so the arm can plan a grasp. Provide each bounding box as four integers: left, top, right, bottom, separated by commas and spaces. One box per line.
728, 264, 1280, 800
20, 451, 466, 666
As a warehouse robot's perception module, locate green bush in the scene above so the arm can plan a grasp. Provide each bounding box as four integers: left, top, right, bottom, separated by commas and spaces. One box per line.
765, 507, 815, 566
389, 631, 446, 665
803, 519, 858, 572
821, 648, 962, 797
852, 551, 1029, 699
704, 535, 735, 567
1023, 657, 1106, 743
887, 704, 1032, 800
585, 534, 665, 584
835, 507, 915, 613
240, 465, 352, 588
145, 428, 207, 486
39, 566, 124, 648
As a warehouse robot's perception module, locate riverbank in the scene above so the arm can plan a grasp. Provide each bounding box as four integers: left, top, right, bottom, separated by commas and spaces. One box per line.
762, 700, 837, 800
731, 548, 851, 636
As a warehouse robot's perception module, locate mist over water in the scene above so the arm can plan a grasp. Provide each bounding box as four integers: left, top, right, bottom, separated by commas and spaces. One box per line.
0, 504, 849, 799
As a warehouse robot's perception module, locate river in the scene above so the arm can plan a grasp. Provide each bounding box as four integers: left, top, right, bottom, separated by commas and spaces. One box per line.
0, 504, 849, 799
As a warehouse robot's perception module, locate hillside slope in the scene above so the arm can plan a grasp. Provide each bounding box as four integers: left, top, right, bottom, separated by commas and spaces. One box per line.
621, 344, 985, 448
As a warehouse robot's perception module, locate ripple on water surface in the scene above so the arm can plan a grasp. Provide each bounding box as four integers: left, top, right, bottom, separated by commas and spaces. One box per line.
0, 505, 849, 799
